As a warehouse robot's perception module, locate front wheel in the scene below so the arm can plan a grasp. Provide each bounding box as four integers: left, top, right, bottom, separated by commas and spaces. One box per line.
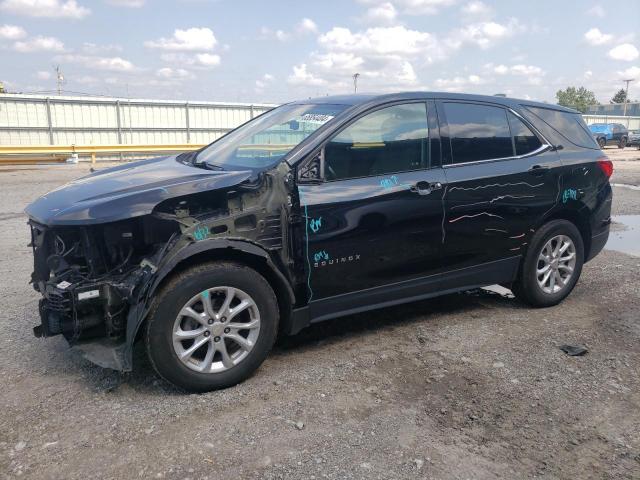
618, 137, 627, 149
512, 220, 584, 307
146, 262, 279, 392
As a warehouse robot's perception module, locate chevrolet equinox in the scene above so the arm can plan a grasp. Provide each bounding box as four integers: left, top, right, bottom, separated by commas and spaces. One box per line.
25, 92, 613, 392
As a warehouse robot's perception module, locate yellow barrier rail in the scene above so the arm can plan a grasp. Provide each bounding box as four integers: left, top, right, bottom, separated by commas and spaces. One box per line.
0, 144, 206, 165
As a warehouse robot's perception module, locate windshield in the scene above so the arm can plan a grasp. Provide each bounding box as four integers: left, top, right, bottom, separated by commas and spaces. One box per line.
196, 103, 347, 169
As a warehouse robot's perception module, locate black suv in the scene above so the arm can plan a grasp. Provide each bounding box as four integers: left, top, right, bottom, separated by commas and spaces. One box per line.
26, 93, 613, 392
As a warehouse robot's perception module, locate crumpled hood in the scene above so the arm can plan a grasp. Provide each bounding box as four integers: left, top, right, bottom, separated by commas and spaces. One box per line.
25, 155, 253, 225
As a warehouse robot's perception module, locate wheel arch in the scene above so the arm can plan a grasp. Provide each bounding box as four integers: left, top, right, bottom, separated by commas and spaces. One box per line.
539, 208, 591, 259
132, 239, 296, 346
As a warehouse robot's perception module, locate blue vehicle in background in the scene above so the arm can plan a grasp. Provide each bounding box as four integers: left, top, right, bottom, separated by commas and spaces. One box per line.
588, 123, 628, 149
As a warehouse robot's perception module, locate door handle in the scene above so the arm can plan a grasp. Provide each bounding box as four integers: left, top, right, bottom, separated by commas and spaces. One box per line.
410, 181, 443, 195
528, 164, 550, 175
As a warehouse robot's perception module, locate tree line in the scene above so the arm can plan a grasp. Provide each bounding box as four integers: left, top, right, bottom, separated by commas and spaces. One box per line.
556, 86, 634, 113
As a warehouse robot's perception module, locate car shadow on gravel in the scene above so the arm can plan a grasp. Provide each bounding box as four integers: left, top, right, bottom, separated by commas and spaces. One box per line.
56, 289, 523, 394
274, 289, 524, 355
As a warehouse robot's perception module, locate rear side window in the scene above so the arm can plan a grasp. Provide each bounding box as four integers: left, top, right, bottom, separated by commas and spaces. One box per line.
443, 102, 512, 164
524, 106, 597, 149
507, 112, 542, 156
324, 103, 429, 181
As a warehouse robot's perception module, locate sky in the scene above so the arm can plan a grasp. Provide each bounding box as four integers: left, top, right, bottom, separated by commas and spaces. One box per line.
0, 0, 639, 105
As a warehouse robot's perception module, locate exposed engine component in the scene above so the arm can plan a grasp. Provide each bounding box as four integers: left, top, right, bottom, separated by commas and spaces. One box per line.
30, 215, 180, 343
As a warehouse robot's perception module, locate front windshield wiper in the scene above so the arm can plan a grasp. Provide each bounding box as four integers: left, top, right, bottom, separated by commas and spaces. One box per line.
176, 150, 224, 171
204, 163, 225, 171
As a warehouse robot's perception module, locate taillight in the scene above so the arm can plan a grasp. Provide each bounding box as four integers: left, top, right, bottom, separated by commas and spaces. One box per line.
597, 157, 613, 178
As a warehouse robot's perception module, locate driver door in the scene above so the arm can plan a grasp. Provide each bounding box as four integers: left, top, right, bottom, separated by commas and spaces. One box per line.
296, 101, 446, 318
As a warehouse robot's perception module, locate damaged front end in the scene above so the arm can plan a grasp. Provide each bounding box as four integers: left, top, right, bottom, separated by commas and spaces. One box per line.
26, 155, 298, 371
29, 214, 177, 369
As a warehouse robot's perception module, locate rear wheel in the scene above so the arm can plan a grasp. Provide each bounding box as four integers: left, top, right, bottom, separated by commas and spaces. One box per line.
597, 137, 606, 149
146, 261, 279, 392
512, 220, 584, 307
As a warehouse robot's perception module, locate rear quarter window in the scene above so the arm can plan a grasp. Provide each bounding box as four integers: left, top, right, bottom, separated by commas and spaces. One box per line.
523, 106, 598, 149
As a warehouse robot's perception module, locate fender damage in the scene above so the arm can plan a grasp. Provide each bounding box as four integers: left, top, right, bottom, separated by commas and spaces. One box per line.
26, 156, 299, 371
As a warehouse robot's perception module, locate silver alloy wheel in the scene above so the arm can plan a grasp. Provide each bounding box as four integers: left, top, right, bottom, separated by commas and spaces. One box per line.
172, 287, 261, 373
536, 234, 576, 294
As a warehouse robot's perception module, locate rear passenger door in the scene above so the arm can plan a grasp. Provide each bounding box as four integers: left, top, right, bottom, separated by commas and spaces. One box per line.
437, 101, 561, 272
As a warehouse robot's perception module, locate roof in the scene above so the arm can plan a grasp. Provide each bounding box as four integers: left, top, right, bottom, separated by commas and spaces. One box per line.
294, 91, 580, 114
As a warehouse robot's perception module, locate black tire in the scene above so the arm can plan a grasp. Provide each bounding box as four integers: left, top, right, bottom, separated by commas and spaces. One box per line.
512, 219, 584, 307
597, 137, 606, 149
146, 261, 279, 392
618, 137, 627, 149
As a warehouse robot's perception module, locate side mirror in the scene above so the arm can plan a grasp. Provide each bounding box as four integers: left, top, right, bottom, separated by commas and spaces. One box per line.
298, 149, 323, 183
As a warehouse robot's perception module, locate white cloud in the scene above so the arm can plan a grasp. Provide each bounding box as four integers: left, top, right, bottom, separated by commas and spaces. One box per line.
255, 73, 275, 90
156, 67, 192, 79
461, 0, 491, 19
586, 5, 605, 17
0, 0, 90, 19
13, 35, 64, 52
0, 24, 26, 40
259, 26, 291, 42
397, 0, 457, 15
35, 70, 51, 80
483, 62, 545, 85
584, 27, 613, 46
81, 42, 122, 53
313, 52, 365, 74
275, 29, 290, 41
54, 54, 135, 72
289, 18, 524, 95
195, 53, 220, 66
319, 26, 441, 58
617, 66, 640, 79
145, 27, 217, 51
106, 0, 144, 6
287, 64, 327, 87
492, 64, 508, 74
446, 19, 522, 50
583, 70, 593, 79
364, 2, 397, 24
509, 64, 544, 76
434, 74, 485, 92
75, 75, 98, 84
159, 52, 221, 68
196, 53, 220, 67
296, 18, 318, 34
357, 0, 456, 16
608, 43, 639, 61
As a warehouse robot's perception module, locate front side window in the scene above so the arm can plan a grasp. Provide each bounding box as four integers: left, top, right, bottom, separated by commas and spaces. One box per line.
508, 112, 542, 155
443, 102, 512, 164
324, 103, 429, 181
196, 103, 347, 169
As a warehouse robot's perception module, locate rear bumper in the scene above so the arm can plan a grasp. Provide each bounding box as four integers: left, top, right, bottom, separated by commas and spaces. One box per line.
586, 226, 609, 262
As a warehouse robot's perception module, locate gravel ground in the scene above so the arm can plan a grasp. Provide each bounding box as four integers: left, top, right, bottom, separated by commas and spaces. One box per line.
1, 151, 639, 480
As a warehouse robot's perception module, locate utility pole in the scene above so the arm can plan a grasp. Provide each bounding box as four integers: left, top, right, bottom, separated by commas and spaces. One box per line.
352, 73, 360, 93
54, 65, 64, 95
622, 78, 634, 116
